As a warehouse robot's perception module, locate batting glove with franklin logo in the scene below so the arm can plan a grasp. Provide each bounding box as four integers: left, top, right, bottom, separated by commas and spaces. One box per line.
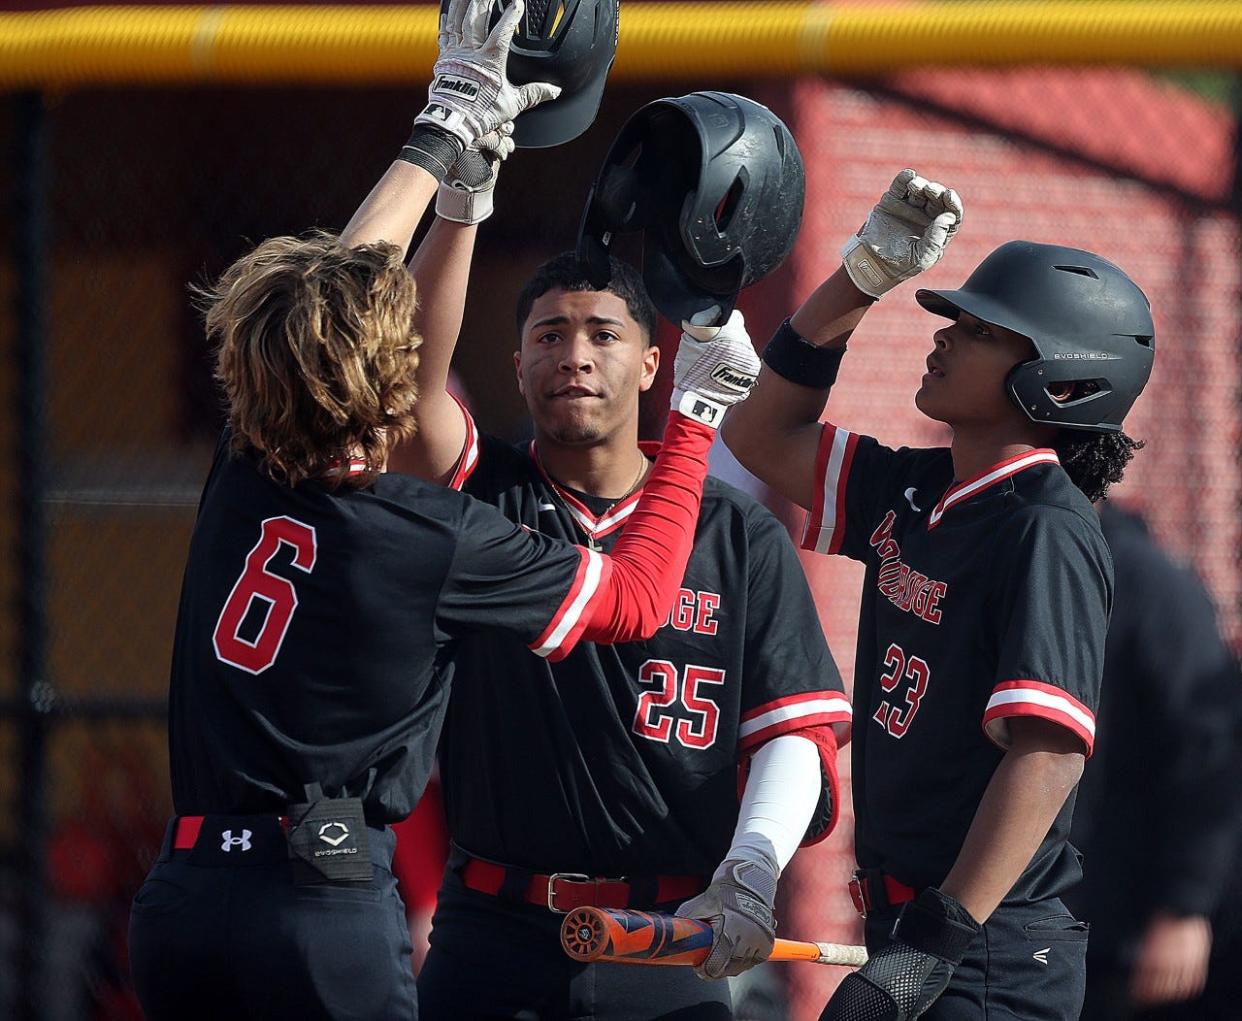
671, 309, 761, 429
415, 0, 561, 156
675, 855, 778, 979
842, 169, 963, 299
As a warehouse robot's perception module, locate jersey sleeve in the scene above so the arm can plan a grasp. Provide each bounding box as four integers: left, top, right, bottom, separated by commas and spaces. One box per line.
983, 508, 1113, 756
738, 508, 852, 844
445, 393, 481, 492
799, 423, 921, 562
436, 496, 613, 663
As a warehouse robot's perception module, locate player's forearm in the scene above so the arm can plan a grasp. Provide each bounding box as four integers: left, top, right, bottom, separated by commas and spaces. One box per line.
790, 265, 876, 349
340, 161, 438, 254
941, 727, 1085, 923
722, 269, 872, 508
579, 413, 715, 642
726, 734, 821, 872
408, 217, 479, 396
385, 217, 479, 482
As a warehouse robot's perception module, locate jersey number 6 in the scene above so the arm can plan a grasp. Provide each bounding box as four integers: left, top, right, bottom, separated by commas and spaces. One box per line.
213, 516, 318, 675
633, 660, 726, 750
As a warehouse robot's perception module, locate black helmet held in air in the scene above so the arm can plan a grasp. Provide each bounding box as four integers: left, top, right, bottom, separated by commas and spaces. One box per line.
916, 241, 1155, 433
441, 0, 619, 149
577, 91, 805, 326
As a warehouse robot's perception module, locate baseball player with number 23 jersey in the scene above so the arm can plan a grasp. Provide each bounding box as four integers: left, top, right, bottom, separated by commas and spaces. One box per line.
725, 169, 1155, 1021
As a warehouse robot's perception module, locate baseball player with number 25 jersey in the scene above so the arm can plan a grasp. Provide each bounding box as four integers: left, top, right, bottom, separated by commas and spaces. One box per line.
392, 244, 851, 1019
725, 170, 1156, 1021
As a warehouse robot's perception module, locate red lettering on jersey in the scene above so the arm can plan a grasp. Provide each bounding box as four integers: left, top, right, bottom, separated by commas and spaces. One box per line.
923, 582, 947, 625
869, 508, 948, 625
693, 592, 720, 635
663, 589, 722, 635
671, 590, 696, 631
869, 511, 900, 560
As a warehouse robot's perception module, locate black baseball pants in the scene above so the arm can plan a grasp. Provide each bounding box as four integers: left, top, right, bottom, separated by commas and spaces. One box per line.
128, 816, 418, 1020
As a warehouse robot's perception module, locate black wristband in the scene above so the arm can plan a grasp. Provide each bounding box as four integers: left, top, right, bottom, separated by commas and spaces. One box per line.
761, 317, 846, 389
891, 887, 981, 965
398, 125, 466, 183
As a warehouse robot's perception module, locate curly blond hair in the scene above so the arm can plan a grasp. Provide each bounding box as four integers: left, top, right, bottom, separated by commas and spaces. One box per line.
203, 233, 420, 488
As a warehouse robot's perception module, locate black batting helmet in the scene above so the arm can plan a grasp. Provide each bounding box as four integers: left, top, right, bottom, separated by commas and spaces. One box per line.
577, 91, 805, 326
916, 241, 1155, 433
441, 0, 619, 149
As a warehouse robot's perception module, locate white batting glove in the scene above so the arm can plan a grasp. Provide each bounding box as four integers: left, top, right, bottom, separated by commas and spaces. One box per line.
671, 309, 760, 429
676, 855, 778, 979
842, 169, 963, 299
415, 0, 562, 152
436, 122, 515, 224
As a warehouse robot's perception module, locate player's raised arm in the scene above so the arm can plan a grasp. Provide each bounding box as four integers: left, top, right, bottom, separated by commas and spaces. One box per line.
339, 0, 557, 255
722, 170, 963, 510
388, 137, 514, 483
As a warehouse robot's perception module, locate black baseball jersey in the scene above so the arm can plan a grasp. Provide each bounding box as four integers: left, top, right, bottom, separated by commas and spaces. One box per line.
168, 433, 614, 823
435, 405, 852, 877
801, 424, 1112, 902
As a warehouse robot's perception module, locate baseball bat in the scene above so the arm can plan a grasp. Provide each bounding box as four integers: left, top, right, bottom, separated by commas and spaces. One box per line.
560, 906, 868, 968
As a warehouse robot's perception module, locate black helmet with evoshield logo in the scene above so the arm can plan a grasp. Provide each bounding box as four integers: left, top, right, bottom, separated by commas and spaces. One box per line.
577, 91, 805, 326
916, 241, 1155, 433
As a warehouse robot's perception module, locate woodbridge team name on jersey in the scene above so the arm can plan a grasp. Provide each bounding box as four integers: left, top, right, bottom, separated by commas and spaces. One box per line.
869, 510, 948, 625
660, 588, 720, 635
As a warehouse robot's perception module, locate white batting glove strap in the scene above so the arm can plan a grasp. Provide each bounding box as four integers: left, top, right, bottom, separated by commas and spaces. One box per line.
436, 124, 514, 224
415, 0, 562, 151
676, 856, 778, 979
670, 309, 760, 429
842, 168, 963, 298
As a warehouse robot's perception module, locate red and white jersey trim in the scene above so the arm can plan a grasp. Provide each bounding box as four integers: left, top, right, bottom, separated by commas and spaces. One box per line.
982, 679, 1096, 756
529, 441, 659, 544
800, 424, 859, 556
529, 547, 610, 662
447, 393, 480, 491
739, 690, 853, 752
928, 449, 1059, 530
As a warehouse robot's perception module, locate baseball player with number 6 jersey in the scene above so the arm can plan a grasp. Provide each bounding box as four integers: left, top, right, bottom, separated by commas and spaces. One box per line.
724, 170, 1156, 1021
125, 3, 764, 1017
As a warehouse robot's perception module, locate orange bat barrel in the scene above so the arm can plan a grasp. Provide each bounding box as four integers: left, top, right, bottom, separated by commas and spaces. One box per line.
561, 907, 714, 966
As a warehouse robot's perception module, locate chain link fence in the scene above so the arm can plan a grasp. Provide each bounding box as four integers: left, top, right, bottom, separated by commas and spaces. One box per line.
1, 48, 1238, 1021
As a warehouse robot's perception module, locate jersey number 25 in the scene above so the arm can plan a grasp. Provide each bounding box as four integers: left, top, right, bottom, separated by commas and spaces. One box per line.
633, 659, 726, 750
213, 516, 318, 675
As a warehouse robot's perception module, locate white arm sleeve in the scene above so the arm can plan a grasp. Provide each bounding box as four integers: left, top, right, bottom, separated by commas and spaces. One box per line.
724, 733, 822, 874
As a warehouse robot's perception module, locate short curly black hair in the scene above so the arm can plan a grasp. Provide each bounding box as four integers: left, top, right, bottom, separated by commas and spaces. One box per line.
515, 252, 658, 346
1054, 430, 1145, 503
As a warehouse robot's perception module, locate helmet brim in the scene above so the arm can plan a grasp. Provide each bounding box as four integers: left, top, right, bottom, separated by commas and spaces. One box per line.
514, 60, 613, 148
915, 287, 1042, 349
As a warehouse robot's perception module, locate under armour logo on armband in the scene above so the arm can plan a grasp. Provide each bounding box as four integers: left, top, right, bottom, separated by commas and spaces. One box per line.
221, 829, 252, 852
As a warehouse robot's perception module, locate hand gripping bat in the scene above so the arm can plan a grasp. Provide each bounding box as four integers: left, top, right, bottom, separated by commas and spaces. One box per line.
560, 907, 868, 968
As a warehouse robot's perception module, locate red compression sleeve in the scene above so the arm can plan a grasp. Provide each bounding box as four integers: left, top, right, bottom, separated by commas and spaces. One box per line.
575, 411, 714, 648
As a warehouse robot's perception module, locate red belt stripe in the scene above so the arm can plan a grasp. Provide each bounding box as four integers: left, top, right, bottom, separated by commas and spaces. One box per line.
460, 858, 703, 912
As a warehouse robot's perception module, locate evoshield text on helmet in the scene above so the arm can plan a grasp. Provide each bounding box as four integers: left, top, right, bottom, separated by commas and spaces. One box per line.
439, 0, 619, 149
916, 241, 1155, 433
577, 91, 805, 326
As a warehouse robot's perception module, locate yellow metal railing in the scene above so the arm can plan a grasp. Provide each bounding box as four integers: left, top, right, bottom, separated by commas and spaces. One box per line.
3, 3, 1242, 89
